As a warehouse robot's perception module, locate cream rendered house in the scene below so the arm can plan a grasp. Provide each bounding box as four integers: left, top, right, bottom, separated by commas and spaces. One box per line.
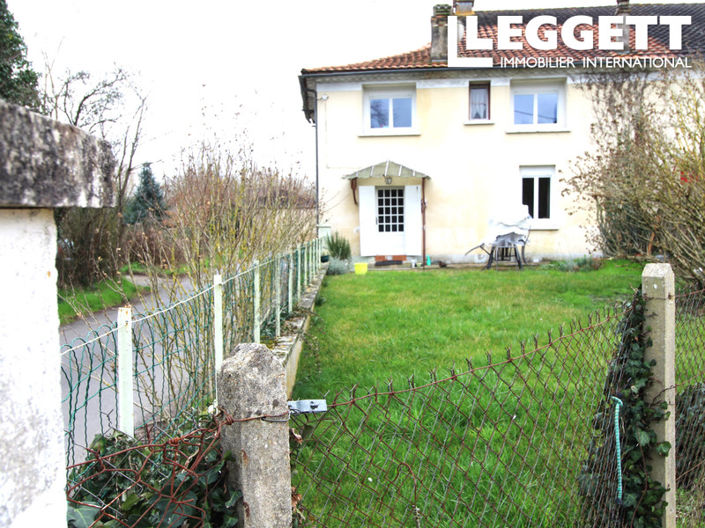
299, 1, 702, 264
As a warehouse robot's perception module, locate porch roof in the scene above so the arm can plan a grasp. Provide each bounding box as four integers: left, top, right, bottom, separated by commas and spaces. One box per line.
342, 161, 431, 181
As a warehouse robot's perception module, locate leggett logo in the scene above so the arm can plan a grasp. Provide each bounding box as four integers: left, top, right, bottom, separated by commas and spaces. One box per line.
448, 15, 693, 69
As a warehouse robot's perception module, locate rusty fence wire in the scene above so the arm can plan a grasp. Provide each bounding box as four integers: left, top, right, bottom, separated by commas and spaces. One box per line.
674, 287, 705, 527
290, 307, 631, 528
66, 413, 236, 527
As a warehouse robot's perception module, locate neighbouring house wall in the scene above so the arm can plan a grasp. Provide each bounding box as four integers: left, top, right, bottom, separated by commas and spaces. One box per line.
315, 72, 598, 261
0, 209, 66, 527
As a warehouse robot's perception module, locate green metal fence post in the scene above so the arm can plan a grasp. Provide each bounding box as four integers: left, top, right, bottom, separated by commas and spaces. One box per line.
275, 255, 281, 338
213, 274, 224, 401
253, 260, 260, 344
288, 251, 293, 314
117, 306, 134, 437
296, 245, 302, 304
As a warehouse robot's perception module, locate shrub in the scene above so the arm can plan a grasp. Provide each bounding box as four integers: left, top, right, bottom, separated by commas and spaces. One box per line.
327, 258, 349, 275
325, 232, 351, 261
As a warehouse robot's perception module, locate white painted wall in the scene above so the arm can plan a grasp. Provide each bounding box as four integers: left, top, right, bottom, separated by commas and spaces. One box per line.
0, 209, 66, 527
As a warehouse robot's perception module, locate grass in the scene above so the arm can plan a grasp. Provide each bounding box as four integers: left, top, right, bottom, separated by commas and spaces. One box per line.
58, 278, 147, 325
294, 259, 643, 396
119, 261, 190, 277
290, 259, 646, 527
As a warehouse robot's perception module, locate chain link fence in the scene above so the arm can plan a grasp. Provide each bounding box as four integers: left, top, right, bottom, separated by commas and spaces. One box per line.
290, 308, 629, 527
291, 287, 705, 527
674, 287, 705, 527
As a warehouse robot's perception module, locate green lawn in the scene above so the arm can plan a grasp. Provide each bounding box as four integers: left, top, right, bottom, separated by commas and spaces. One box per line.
290, 260, 646, 527
294, 259, 643, 397
58, 277, 147, 325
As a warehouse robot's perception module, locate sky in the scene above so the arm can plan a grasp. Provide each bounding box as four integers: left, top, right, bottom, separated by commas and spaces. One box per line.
9, 0, 703, 181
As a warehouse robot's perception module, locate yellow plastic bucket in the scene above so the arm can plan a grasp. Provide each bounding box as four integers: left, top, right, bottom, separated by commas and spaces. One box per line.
354, 262, 368, 275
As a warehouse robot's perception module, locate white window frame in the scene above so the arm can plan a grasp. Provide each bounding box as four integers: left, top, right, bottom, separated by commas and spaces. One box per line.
520, 166, 558, 230
362, 85, 419, 136
510, 80, 566, 132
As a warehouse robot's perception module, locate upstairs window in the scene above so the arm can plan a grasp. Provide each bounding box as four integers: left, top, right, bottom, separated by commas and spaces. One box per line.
512, 82, 565, 128
469, 83, 490, 121
364, 86, 416, 133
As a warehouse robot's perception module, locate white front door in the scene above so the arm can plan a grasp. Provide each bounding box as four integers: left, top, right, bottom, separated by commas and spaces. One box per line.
359, 185, 422, 257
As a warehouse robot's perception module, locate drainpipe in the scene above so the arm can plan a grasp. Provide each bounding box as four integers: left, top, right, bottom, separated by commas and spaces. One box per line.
305, 87, 320, 226
422, 178, 427, 267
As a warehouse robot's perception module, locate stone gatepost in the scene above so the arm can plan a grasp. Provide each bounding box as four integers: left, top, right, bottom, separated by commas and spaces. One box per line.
218, 343, 292, 528
0, 100, 115, 527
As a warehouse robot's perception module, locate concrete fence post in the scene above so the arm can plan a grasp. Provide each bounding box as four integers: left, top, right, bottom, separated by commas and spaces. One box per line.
275, 255, 282, 337
117, 306, 135, 437
253, 261, 261, 344
641, 263, 676, 528
213, 274, 224, 401
218, 343, 292, 528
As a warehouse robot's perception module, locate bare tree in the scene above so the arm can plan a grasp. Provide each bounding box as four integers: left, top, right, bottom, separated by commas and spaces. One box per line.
564, 63, 705, 283
42, 62, 148, 287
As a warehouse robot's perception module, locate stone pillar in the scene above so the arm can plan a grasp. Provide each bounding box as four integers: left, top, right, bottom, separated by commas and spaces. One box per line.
0, 100, 114, 527
642, 263, 676, 528
218, 343, 292, 528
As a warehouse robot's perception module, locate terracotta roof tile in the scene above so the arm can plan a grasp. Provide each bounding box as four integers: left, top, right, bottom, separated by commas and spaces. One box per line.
301, 3, 705, 74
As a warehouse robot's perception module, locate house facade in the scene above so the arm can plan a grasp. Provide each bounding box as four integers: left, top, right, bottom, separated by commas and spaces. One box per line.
299, 1, 702, 264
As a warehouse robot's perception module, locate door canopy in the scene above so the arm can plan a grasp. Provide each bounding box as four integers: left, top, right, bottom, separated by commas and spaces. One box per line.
343, 161, 431, 184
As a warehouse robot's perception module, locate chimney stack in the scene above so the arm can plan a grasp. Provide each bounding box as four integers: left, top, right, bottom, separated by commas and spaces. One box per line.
431, 4, 452, 63
454, 0, 475, 16
616, 0, 631, 52
616, 0, 631, 14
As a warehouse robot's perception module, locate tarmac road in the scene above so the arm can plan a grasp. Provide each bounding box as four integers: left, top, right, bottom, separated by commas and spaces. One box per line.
60, 275, 196, 467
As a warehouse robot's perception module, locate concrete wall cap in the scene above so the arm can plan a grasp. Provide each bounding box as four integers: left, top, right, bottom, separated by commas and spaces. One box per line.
0, 100, 115, 208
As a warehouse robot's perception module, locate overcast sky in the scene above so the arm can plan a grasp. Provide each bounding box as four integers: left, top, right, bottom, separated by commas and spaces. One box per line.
9, 0, 702, 180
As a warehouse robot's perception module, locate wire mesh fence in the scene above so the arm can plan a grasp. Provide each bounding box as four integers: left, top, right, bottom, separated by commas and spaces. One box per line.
61, 324, 119, 468
674, 287, 705, 527
62, 238, 323, 522
290, 308, 631, 527
132, 286, 215, 443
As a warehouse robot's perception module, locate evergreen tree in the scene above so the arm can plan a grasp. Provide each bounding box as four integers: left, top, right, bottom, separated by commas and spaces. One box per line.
125, 164, 166, 224
0, 0, 40, 109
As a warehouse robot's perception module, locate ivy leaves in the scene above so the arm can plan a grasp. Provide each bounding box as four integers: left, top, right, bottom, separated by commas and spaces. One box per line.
67, 419, 240, 528
579, 291, 671, 528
